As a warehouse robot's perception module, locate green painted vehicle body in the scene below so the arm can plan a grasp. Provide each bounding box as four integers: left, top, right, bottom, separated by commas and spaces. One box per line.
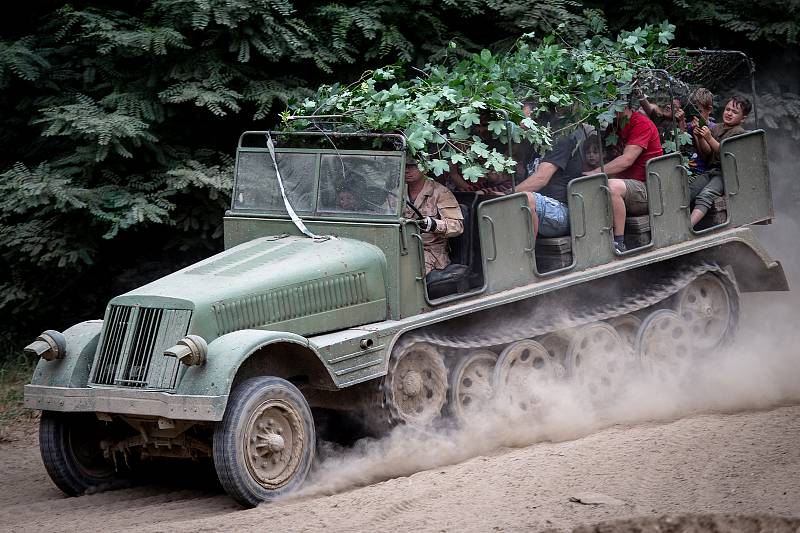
25, 129, 788, 421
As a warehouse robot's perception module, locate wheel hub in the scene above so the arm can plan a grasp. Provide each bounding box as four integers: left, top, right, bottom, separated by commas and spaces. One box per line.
494, 339, 559, 413
677, 273, 735, 350
386, 343, 448, 426
448, 350, 498, 423
244, 400, 304, 489
401, 370, 423, 397
637, 309, 693, 381
566, 323, 628, 402
261, 432, 285, 453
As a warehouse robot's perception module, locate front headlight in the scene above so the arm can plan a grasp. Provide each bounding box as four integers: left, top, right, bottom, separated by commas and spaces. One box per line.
164, 335, 208, 366
24, 330, 67, 361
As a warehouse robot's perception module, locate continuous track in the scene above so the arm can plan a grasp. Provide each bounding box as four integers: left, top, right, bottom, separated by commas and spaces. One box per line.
381, 262, 737, 424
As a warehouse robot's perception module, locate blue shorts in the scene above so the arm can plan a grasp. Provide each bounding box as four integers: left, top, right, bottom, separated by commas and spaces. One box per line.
534, 193, 570, 237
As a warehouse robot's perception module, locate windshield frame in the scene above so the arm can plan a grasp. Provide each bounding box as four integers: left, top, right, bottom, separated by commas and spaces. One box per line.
230, 137, 406, 222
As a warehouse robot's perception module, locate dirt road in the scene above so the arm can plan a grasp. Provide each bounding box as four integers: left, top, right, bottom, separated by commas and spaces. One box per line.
2, 294, 799, 532
1, 404, 798, 532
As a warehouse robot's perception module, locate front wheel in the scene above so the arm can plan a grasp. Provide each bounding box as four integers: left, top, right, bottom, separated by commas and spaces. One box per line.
213, 376, 315, 507
39, 411, 125, 496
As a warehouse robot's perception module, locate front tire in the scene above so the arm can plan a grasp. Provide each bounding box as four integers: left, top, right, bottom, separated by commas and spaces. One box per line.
213, 376, 315, 507
39, 411, 123, 496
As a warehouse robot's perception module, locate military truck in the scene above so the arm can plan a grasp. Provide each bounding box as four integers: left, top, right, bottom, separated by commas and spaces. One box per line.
24, 107, 788, 506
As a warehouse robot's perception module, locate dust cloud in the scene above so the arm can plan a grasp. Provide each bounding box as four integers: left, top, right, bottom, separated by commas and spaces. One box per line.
297, 317, 800, 500
292, 132, 800, 502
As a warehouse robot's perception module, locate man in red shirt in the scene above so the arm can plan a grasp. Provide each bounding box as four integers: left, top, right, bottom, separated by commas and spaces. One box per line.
584, 107, 662, 252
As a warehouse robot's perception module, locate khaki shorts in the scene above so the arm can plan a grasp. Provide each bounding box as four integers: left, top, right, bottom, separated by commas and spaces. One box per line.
622, 179, 649, 216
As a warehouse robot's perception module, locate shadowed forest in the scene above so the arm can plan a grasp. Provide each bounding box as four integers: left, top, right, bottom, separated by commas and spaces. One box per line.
1, 0, 798, 359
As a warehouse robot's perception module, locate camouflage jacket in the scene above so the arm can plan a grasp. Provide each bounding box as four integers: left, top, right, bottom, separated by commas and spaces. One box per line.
405, 179, 464, 273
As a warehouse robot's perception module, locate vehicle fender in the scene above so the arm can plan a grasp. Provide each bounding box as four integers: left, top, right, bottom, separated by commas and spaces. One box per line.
29, 320, 103, 388
175, 329, 329, 397
701, 233, 790, 293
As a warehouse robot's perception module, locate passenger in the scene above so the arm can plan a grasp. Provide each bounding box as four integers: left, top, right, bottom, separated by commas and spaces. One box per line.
686, 88, 716, 175
516, 125, 598, 239
449, 168, 513, 196
638, 94, 687, 133
688, 95, 751, 227
583, 106, 663, 252
404, 161, 464, 274
336, 189, 358, 211
515, 101, 543, 181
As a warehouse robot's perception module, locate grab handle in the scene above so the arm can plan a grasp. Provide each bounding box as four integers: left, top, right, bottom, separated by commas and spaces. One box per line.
482, 215, 498, 261
410, 233, 426, 281
521, 204, 536, 253
650, 171, 665, 216
599, 185, 614, 232
570, 192, 587, 238
677, 166, 691, 209
723, 152, 741, 195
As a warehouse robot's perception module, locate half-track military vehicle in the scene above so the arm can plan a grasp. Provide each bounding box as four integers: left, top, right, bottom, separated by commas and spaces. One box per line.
24, 57, 788, 507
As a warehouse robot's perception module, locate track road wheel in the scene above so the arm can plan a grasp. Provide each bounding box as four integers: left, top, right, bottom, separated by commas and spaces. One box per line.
608, 314, 642, 352
493, 339, 563, 413
536, 331, 571, 364
636, 309, 693, 382
385, 342, 448, 426
39, 411, 124, 496
213, 376, 315, 507
566, 322, 628, 402
676, 272, 739, 350
447, 349, 498, 423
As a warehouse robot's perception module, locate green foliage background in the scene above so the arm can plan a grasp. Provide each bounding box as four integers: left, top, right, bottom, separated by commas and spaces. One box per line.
1, 0, 798, 356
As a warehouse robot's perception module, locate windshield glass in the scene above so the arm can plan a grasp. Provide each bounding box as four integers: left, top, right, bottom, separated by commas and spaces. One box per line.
317, 154, 401, 215
233, 151, 316, 212
232, 149, 403, 218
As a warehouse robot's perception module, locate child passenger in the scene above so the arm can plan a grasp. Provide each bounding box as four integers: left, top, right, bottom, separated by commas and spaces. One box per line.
689, 95, 751, 227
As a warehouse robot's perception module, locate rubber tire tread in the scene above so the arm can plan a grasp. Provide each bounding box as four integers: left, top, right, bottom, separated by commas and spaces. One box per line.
213, 376, 315, 508
39, 411, 118, 496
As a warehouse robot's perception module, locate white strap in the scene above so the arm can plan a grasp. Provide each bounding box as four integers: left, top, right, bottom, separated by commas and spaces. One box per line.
265, 133, 320, 239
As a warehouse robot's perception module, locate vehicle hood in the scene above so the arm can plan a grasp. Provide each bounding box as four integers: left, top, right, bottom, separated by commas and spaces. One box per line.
110, 235, 388, 339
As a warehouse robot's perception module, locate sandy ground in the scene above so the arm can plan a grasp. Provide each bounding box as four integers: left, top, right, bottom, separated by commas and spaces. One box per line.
1, 291, 798, 532
0, 405, 798, 532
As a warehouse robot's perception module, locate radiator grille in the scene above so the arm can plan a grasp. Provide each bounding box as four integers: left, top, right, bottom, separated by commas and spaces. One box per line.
90, 305, 192, 390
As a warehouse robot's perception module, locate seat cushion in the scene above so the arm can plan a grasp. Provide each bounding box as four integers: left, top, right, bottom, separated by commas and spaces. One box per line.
426, 263, 469, 285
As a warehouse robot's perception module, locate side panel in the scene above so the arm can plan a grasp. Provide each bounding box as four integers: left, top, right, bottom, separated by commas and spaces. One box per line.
646, 153, 693, 248
568, 174, 615, 269
310, 327, 391, 387
721, 130, 774, 226
478, 193, 536, 292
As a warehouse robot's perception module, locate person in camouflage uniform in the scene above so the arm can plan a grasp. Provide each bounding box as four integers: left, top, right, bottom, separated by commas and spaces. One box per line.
404, 161, 464, 274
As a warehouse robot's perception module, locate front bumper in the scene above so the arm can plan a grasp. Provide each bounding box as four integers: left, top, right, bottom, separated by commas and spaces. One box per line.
24, 384, 227, 421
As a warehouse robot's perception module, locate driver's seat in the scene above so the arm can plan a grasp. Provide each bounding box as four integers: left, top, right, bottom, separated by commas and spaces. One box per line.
425, 204, 471, 299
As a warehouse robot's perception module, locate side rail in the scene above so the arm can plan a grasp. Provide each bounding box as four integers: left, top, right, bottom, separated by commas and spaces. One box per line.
720, 130, 773, 227
567, 174, 615, 270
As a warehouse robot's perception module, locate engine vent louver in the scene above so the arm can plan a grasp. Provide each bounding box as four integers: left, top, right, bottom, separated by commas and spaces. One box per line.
90, 305, 192, 390
213, 272, 370, 335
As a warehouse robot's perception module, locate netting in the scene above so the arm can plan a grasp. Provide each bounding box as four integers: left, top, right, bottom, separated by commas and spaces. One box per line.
637, 51, 756, 134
